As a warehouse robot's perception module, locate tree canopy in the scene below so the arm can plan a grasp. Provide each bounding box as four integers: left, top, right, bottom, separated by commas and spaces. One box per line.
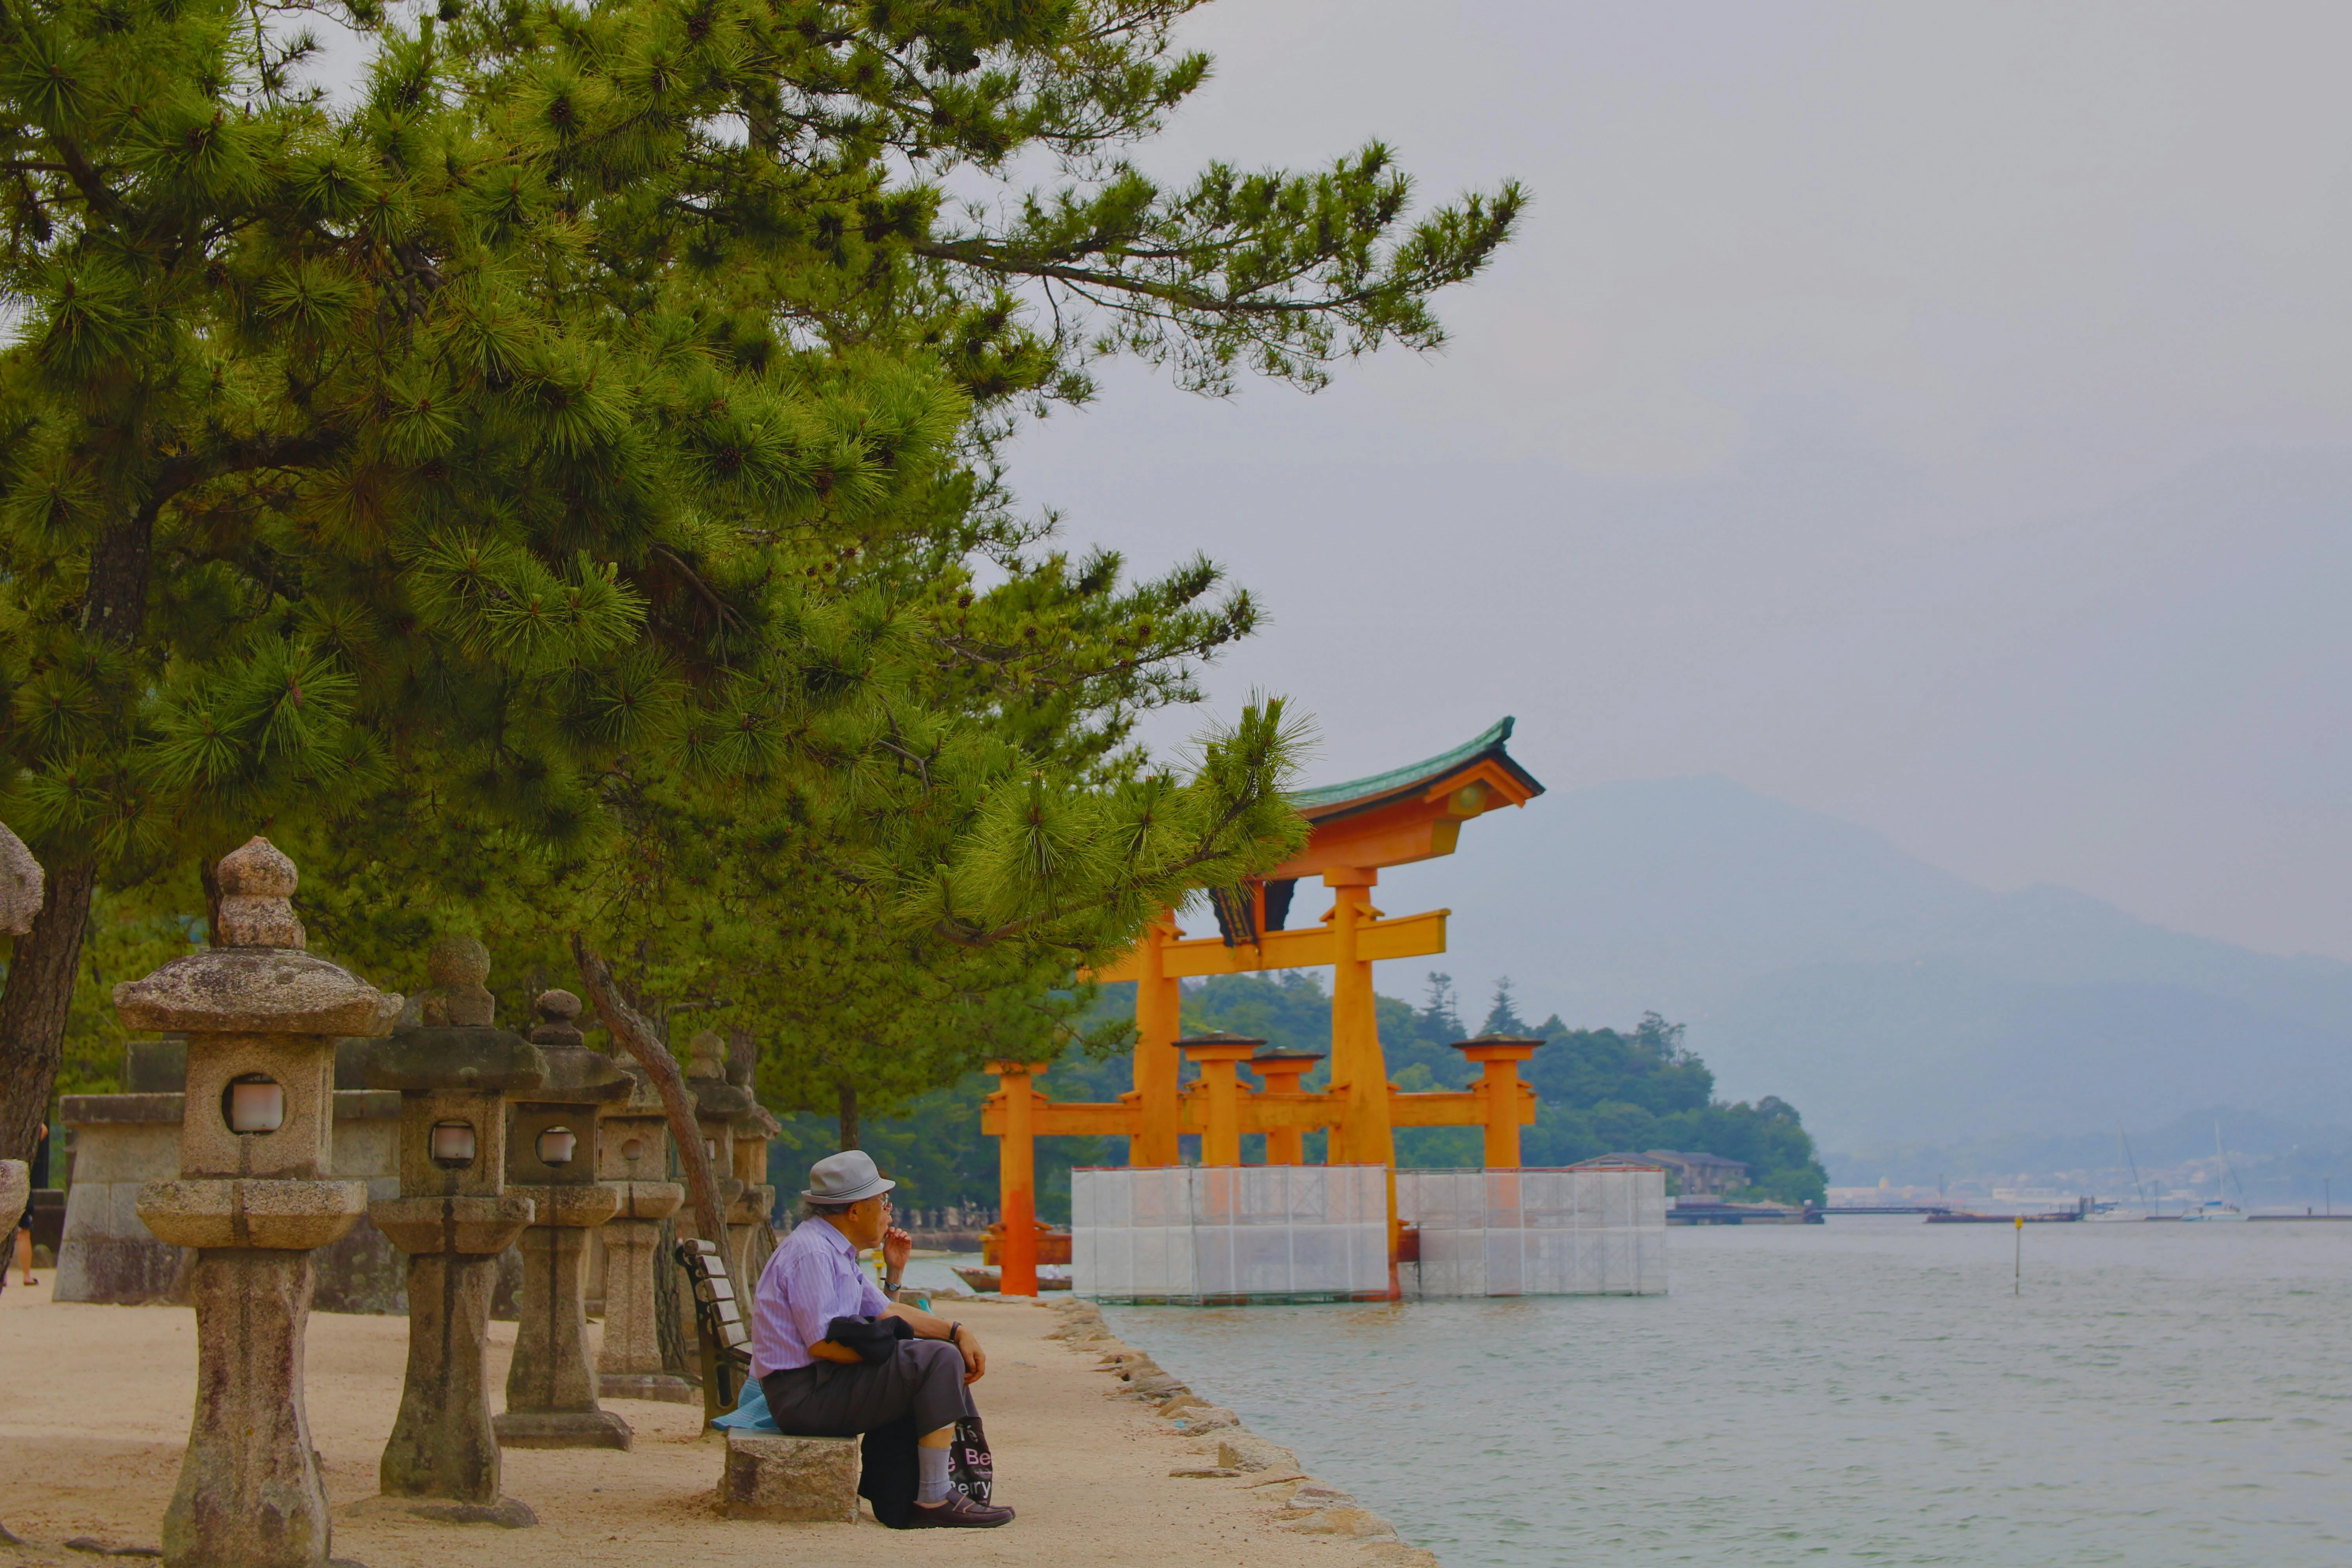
0, 0, 1523, 1158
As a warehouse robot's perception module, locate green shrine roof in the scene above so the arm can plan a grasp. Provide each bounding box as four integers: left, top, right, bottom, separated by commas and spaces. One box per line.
1287, 716, 1543, 818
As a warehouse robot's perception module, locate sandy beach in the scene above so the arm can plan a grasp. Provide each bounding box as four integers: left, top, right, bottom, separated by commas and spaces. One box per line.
0, 1276, 1432, 1567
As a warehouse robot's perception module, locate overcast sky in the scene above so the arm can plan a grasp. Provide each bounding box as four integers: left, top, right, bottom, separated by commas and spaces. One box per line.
996, 1, 2352, 968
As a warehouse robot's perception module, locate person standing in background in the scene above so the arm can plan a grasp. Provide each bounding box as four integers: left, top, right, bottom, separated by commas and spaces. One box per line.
13, 1121, 48, 1286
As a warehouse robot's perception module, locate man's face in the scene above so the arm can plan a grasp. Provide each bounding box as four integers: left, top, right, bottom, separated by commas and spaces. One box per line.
842, 1193, 891, 1249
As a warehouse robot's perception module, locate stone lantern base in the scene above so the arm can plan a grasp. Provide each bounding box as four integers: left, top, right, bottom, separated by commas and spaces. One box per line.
497, 1185, 632, 1450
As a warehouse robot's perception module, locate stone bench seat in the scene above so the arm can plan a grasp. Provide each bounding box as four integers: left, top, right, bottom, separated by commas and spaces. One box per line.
719, 1430, 860, 1521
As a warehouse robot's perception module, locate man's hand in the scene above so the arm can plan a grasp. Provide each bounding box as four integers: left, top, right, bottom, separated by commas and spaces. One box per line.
951, 1325, 987, 1384
881, 1224, 913, 1276
809, 1339, 864, 1365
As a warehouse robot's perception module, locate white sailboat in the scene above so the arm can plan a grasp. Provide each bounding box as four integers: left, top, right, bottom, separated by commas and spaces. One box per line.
2088, 1125, 2158, 1220
2177, 1122, 2249, 1220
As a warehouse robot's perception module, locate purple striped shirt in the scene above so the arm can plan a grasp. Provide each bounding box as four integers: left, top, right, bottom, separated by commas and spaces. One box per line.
751, 1216, 889, 1377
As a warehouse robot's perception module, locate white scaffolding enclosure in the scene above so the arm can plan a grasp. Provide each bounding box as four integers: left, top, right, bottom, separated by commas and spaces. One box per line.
1398, 1167, 1668, 1298
1070, 1165, 1390, 1305
1070, 1164, 1668, 1304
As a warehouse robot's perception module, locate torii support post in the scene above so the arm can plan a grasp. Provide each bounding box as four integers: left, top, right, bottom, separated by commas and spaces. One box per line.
1131, 915, 1183, 1166
984, 1062, 1050, 1297
1250, 1051, 1325, 1165
1179, 1034, 1263, 1166
1452, 1035, 1543, 1168
1323, 869, 1395, 1172
1324, 868, 1402, 1294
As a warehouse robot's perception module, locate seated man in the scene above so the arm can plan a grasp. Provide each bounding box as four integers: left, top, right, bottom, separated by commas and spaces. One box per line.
751, 1149, 1013, 1529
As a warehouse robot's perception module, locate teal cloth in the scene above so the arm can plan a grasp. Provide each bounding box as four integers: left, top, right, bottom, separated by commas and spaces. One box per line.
713, 1373, 781, 1433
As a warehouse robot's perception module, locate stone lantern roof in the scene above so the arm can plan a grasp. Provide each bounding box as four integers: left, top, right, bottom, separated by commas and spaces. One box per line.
113, 838, 401, 1036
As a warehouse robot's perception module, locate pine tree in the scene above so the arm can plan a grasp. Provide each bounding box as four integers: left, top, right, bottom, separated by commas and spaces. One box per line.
0, 0, 1522, 1158
1480, 975, 1528, 1036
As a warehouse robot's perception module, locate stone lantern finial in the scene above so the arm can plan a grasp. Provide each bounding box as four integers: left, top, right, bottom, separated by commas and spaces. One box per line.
688, 1029, 728, 1081
421, 935, 494, 1027
529, 990, 584, 1047
213, 836, 304, 949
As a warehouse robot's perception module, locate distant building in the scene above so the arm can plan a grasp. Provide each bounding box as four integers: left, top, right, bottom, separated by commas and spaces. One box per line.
1573, 1150, 1749, 1196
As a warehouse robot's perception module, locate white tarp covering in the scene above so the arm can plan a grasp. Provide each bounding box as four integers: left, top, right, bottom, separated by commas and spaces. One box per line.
1072, 1164, 1390, 1304
1398, 1167, 1668, 1297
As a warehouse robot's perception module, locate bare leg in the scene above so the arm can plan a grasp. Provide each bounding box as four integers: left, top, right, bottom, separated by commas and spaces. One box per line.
14, 1227, 33, 1285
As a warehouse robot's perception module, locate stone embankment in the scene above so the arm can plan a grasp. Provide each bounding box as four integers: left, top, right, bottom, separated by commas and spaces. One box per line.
1043, 1298, 1439, 1568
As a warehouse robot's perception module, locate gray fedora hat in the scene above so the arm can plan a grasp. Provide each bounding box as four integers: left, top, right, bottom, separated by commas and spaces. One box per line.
802, 1149, 895, 1205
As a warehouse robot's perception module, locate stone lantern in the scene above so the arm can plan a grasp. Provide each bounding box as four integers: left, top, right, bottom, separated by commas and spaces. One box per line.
119, 837, 401, 1568
496, 990, 634, 1449
729, 1097, 781, 1289
682, 1030, 749, 1246
360, 935, 546, 1527
592, 1044, 690, 1404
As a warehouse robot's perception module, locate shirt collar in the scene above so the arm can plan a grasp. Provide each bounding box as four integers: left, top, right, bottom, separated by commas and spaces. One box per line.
808, 1218, 857, 1258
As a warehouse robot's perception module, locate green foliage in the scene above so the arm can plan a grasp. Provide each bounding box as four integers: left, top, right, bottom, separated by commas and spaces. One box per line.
0, 0, 1517, 888
0, 0, 1521, 1143
1519, 1012, 1829, 1205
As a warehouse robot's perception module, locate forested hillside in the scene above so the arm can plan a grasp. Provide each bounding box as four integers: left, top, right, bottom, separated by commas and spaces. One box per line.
764, 969, 1826, 1218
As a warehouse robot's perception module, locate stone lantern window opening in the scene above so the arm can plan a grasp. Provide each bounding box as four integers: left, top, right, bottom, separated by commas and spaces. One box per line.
223, 1073, 286, 1134
535, 1126, 577, 1166
704, 1138, 717, 1160
619, 1137, 645, 1161
429, 1120, 477, 1168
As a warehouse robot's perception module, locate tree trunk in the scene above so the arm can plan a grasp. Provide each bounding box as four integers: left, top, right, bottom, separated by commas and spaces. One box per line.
0, 859, 99, 1163
570, 934, 727, 1242
836, 1082, 859, 1151
200, 856, 225, 947
0, 507, 158, 1161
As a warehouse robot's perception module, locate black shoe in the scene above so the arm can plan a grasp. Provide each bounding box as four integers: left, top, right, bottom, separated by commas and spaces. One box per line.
908, 1494, 1014, 1528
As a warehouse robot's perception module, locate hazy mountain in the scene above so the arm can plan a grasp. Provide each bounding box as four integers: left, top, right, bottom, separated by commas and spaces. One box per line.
1429, 776, 2352, 1149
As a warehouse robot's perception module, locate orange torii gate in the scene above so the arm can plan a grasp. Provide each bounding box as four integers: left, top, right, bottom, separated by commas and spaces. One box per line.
982, 718, 1547, 1295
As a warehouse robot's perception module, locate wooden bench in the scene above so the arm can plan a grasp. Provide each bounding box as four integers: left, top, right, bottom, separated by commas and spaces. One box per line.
674, 1236, 753, 1426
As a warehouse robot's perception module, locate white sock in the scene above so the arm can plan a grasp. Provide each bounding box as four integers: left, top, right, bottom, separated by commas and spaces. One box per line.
918, 1445, 952, 1504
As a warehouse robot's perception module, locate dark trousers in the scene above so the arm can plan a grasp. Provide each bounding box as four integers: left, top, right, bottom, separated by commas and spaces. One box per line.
762, 1339, 977, 1440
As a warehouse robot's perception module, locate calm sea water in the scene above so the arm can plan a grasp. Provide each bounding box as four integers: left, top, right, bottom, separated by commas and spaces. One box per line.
1100, 1217, 2352, 1567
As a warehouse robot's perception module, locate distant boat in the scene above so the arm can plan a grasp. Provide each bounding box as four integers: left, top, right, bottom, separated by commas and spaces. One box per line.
953, 1264, 1073, 1292
1927, 1209, 2081, 1224
2175, 1122, 2250, 1221
2089, 1128, 2154, 1222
